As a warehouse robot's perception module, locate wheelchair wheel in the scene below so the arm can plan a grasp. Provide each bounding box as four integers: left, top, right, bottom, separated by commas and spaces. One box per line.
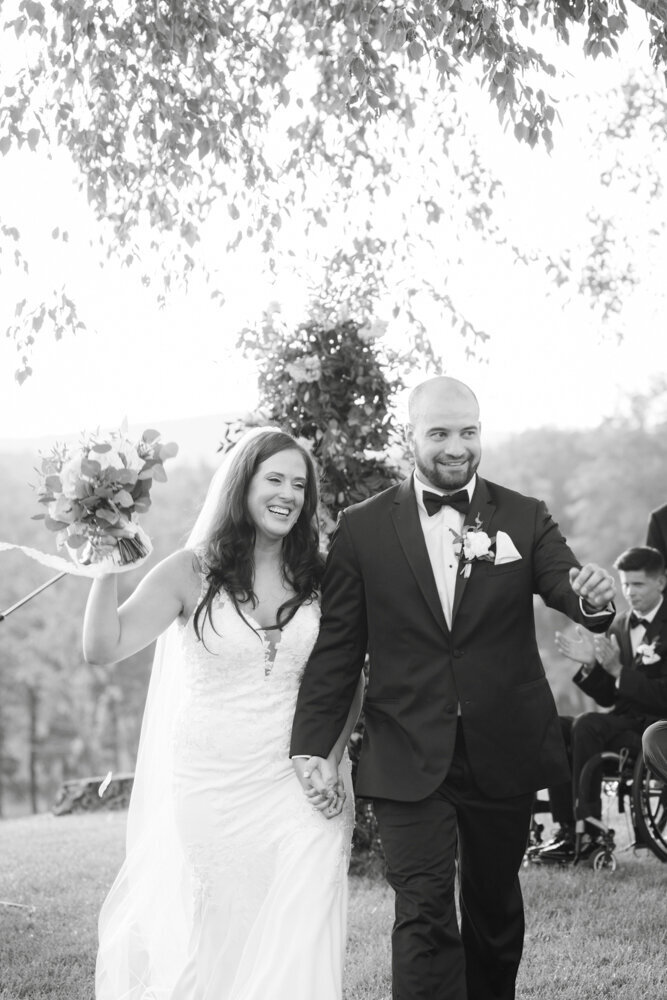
631, 753, 667, 863
590, 846, 617, 872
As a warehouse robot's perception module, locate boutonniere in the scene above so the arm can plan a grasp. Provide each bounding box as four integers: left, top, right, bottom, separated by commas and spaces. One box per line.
450, 515, 496, 577
636, 638, 661, 665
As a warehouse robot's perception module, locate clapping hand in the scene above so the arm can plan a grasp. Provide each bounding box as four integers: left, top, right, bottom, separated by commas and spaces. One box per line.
554, 625, 596, 666
593, 634, 622, 678
568, 564, 615, 609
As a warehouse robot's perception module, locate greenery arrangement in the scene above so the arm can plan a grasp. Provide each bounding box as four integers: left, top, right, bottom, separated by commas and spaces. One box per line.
239, 312, 405, 522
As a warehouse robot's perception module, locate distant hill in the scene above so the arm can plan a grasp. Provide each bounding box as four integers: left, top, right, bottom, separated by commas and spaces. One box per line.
0, 411, 242, 469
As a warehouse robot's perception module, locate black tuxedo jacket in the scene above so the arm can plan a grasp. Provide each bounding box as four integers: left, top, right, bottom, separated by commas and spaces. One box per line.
291, 476, 613, 800
574, 601, 667, 724
647, 505, 667, 564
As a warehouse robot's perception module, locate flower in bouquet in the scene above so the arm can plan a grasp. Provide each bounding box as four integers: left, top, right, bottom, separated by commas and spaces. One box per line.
33, 425, 178, 568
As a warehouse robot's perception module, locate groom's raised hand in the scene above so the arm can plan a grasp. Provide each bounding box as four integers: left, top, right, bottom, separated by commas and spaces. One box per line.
568, 564, 615, 610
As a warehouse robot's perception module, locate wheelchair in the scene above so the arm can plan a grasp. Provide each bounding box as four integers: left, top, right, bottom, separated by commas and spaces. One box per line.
526, 742, 667, 871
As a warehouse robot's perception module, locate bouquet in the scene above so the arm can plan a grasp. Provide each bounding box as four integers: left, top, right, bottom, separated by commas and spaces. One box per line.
33, 424, 178, 569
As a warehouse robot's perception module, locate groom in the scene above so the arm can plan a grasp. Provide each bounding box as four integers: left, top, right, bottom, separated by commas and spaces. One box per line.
291, 376, 615, 1000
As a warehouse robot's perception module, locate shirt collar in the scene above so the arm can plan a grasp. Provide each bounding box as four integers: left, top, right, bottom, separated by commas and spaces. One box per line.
413, 471, 477, 515
630, 596, 663, 626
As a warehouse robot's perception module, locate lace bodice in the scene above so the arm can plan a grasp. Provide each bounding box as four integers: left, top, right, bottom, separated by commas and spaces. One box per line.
172, 592, 321, 765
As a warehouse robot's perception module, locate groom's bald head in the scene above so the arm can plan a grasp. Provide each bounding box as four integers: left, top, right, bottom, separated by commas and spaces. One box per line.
408, 377, 480, 427
406, 377, 481, 491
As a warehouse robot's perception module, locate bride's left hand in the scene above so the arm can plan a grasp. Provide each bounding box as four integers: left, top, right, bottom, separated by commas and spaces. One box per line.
302, 755, 345, 817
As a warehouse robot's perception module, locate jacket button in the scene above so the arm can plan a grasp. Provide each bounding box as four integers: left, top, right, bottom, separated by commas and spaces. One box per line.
453, 649, 463, 658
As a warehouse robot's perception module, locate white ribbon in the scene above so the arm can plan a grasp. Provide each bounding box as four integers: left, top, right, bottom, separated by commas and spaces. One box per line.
0, 538, 152, 578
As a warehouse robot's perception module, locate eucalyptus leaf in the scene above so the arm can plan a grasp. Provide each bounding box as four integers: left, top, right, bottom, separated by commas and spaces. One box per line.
66, 534, 87, 548
44, 516, 70, 531
159, 441, 179, 460
81, 458, 101, 477
114, 489, 135, 507
151, 464, 167, 483
95, 508, 120, 525
115, 469, 138, 484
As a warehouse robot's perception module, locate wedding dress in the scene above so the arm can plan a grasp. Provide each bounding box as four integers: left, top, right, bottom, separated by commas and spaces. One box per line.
96, 577, 354, 1000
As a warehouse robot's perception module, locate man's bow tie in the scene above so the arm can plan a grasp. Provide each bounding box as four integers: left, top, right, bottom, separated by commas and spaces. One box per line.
629, 612, 649, 629
423, 489, 470, 517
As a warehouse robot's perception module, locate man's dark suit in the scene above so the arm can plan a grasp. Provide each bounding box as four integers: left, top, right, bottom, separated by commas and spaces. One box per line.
291, 475, 613, 1000
646, 504, 667, 563
574, 602, 667, 722
571, 601, 667, 818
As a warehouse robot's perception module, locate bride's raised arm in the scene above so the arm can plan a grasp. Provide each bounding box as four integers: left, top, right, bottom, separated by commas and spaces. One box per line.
83, 548, 199, 665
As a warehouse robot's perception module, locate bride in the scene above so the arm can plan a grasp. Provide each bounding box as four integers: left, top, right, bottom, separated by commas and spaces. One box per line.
83, 427, 361, 1000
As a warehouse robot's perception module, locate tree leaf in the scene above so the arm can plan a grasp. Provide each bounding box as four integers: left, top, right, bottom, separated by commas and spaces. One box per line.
350, 56, 365, 83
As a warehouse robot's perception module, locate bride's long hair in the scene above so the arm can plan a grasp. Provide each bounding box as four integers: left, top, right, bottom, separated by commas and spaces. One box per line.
193, 429, 323, 639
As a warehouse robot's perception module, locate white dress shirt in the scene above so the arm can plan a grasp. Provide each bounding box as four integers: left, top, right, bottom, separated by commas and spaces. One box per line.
413, 471, 477, 629
629, 597, 663, 655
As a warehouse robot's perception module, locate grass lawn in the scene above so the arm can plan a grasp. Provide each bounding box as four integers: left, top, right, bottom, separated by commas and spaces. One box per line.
1, 810, 665, 1000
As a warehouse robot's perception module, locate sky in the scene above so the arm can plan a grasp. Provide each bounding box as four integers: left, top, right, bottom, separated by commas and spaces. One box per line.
1, 11, 666, 454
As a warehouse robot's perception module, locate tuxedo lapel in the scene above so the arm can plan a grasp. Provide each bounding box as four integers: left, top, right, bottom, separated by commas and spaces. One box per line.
451, 478, 496, 624
391, 478, 449, 636
615, 611, 634, 668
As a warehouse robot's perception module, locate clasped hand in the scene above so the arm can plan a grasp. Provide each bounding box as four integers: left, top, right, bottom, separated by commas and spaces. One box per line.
568, 564, 615, 608
292, 755, 345, 819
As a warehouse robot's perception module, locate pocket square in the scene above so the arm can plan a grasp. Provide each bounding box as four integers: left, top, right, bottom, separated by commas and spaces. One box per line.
494, 530, 522, 565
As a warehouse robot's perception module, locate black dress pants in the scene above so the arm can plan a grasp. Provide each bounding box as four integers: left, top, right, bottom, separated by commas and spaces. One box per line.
571, 712, 645, 821
373, 723, 533, 1000
545, 716, 575, 826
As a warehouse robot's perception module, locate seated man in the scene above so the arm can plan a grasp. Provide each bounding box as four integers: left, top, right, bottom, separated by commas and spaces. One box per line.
643, 719, 667, 783
538, 546, 667, 862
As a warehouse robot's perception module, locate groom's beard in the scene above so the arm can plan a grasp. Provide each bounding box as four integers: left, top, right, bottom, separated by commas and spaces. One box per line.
414, 447, 480, 492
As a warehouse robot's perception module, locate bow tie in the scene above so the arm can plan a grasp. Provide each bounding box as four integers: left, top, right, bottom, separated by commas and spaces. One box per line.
422, 489, 470, 517
629, 612, 649, 629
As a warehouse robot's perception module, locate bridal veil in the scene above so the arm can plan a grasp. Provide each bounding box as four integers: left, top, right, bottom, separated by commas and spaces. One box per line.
96, 427, 277, 1000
